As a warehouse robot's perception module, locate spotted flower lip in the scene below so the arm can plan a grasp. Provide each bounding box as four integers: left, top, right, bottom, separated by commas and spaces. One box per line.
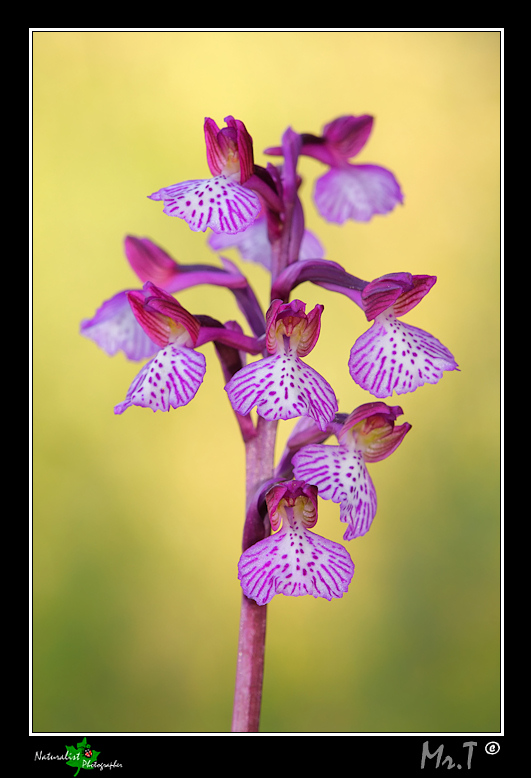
292, 403, 411, 540
348, 272, 458, 398
148, 116, 261, 234
148, 176, 261, 234
224, 299, 338, 431
238, 480, 355, 605
113, 345, 206, 415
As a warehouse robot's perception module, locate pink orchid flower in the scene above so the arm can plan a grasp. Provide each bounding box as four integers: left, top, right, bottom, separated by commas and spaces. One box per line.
149, 116, 261, 234
225, 299, 338, 431
114, 284, 206, 414
293, 403, 411, 540
238, 480, 355, 605
349, 273, 459, 398
266, 115, 403, 224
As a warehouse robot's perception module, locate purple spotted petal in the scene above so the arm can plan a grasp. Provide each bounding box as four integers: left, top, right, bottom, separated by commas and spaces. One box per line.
314, 164, 403, 224
114, 345, 206, 414
292, 444, 377, 539
349, 313, 459, 398
80, 291, 158, 361
148, 175, 261, 234
238, 522, 354, 605
224, 353, 338, 431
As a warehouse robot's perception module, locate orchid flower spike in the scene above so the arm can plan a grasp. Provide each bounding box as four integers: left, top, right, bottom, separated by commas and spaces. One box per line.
114, 283, 206, 414
292, 403, 411, 540
224, 299, 338, 431
149, 116, 261, 234
238, 480, 355, 605
266, 115, 403, 224
349, 273, 459, 398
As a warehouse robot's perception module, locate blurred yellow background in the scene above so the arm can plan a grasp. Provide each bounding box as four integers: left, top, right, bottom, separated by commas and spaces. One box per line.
33, 30, 500, 733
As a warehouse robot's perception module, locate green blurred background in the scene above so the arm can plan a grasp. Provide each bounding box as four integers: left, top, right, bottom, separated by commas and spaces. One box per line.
33, 30, 500, 733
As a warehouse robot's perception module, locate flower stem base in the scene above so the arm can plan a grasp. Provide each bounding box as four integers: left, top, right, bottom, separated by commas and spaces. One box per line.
231, 416, 277, 732
231, 595, 267, 732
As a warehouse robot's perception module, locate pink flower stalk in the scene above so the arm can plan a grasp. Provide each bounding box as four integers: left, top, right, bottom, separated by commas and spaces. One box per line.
292, 403, 411, 540
348, 273, 459, 398
114, 284, 206, 414
238, 480, 355, 605
225, 299, 338, 431
266, 115, 403, 224
149, 116, 261, 234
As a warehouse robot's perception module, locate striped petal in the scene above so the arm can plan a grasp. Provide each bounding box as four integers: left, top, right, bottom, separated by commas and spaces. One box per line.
292, 444, 377, 540
114, 345, 206, 414
238, 521, 354, 605
80, 291, 158, 361
348, 313, 458, 398
314, 164, 403, 224
224, 353, 338, 431
148, 175, 260, 234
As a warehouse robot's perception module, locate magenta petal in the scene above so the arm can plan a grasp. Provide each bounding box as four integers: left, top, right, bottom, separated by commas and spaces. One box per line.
149, 176, 260, 234
348, 314, 459, 398
114, 345, 206, 414
124, 236, 179, 287
361, 273, 414, 321
238, 523, 354, 605
224, 353, 338, 431
204, 117, 225, 177
314, 164, 403, 224
322, 115, 374, 160
292, 445, 377, 539
80, 291, 158, 361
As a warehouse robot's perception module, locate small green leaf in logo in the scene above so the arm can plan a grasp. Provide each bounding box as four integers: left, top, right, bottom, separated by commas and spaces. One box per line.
65, 737, 100, 776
